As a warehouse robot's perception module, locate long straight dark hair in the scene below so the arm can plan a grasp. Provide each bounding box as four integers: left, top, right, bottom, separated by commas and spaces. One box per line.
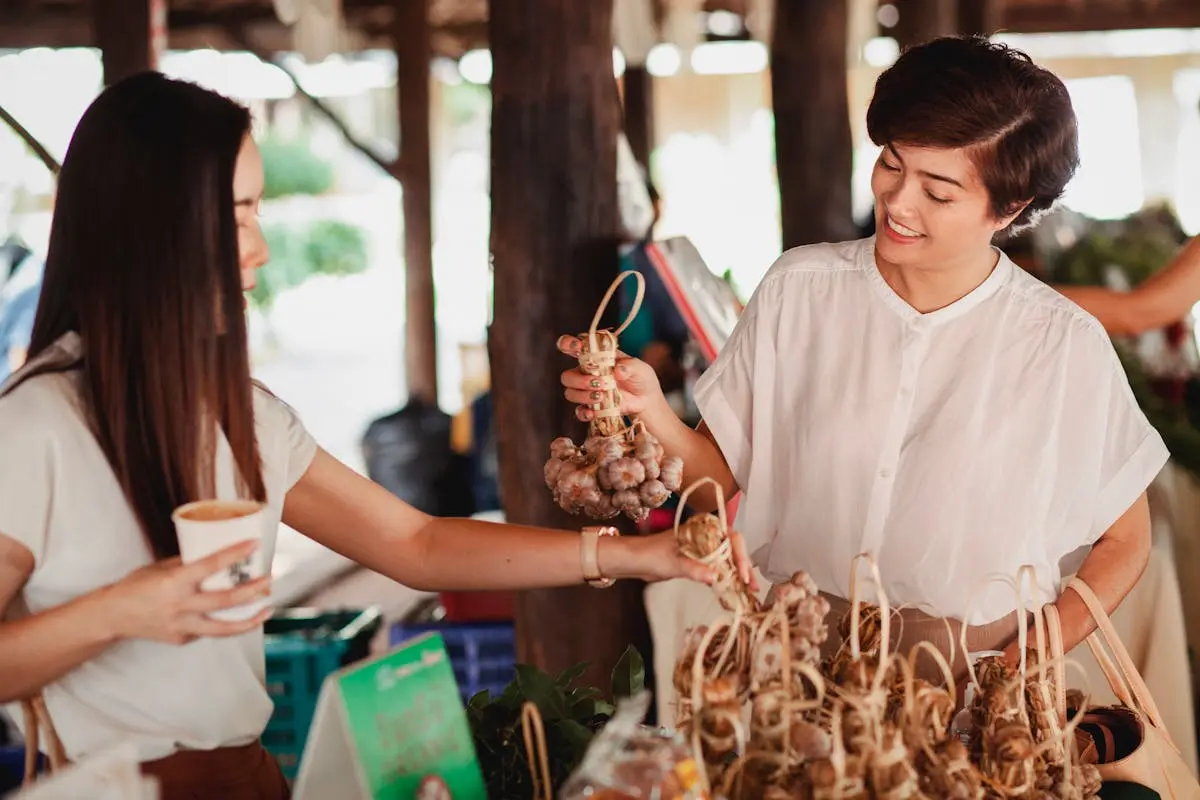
28, 72, 266, 560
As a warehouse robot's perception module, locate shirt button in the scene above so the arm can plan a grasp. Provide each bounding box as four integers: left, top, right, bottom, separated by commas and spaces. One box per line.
879, 467, 892, 478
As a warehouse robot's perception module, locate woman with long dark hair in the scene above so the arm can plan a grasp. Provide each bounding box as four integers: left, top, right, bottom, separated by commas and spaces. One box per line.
0, 73, 747, 798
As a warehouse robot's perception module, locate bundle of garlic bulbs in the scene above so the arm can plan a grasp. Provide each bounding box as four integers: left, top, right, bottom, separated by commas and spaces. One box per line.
546, 270, 683, 521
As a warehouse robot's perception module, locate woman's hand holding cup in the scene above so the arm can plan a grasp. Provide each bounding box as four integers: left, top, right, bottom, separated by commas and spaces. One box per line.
102, 540, 272, 645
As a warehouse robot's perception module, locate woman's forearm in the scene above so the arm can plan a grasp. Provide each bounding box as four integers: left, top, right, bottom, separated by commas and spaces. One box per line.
399, 518, 632, 591
1002, 497, 1151, 667
638, 400, 737, 513
1054, 530, 1150, 654
285, 449, 682, 591
1055, 236, 1200, 337
1053, 285, 1138, 336
1128, 235, 1200, 333
287, 446, 727, 591
0, 590, 119, 703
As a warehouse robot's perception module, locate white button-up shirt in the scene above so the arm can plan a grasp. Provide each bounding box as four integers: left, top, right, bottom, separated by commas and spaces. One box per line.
694, 237, 1168, 624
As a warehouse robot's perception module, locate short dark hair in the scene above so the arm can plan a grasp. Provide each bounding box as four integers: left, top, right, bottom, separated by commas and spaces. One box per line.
866, 36, 1079, 233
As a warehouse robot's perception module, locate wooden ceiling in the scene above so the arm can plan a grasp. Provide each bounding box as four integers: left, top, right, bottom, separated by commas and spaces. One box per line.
0, 0, 491, 56
998, 0, 1200, 33
1, 0, 1199, 58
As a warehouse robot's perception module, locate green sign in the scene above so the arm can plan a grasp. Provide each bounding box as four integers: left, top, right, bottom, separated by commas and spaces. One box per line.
293, 633, 486, 800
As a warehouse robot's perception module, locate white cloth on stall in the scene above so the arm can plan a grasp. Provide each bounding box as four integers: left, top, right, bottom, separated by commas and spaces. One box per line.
1153, 462, 1200, 690
693, 236, 1168, 624
0, 332, 318, 763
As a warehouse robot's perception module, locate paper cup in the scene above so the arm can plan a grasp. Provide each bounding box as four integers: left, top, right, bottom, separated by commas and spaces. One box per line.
172, 499, 269, 622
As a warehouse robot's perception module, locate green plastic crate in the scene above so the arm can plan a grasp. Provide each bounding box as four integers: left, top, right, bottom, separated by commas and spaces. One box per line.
262, 607, 382, 781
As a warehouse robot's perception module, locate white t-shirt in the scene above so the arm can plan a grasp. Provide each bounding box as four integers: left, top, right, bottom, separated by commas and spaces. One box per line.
0, 332, 318, 762
694, 237, 1168, 624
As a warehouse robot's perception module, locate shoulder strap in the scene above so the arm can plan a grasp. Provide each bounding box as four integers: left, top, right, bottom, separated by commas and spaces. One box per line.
1066, 576, 1177, 750
20, 694, 67, 787
1041, 602, 1067, 721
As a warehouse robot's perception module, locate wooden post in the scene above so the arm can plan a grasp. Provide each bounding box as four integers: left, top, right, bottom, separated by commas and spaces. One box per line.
489, 0, 655, 695
623, 65, 656, 171
395, 0, 438, 405
771, 0, 856, 249
93, 0, 165, 86
892, 0, 958, 49
957, 0, 1001, 36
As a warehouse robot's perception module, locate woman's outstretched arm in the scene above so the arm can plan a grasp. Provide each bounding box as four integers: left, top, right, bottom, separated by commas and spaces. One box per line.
282, 447, 754, 592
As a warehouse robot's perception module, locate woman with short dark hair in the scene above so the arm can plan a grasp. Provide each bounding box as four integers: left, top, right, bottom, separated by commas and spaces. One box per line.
564, 36, 1164, 678
0, 73, 744, 798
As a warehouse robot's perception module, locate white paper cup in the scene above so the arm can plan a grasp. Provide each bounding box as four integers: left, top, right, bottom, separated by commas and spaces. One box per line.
172, 499, 269, 622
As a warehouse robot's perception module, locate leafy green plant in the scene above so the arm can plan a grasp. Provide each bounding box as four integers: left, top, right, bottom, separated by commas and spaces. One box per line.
1049, 226, 1181, 290
259, 136, 335, 199
465, 646, 645, 799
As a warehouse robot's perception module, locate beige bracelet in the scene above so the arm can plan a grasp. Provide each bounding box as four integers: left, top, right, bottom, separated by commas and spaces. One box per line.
580, 526, 619, 588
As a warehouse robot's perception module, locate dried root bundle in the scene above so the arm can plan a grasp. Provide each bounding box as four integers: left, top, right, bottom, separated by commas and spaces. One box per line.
546, 270, 683, 521
769, 571, 832, 665
677, 570, 831, 798
920, 739, 983, 799
956, 569, 1101, 800
669, 547, 1102, 800
675, 617, 756, 729
675, 478, 762, 616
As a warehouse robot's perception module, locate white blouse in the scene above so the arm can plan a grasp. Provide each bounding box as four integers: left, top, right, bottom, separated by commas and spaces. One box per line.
0, 333, 318, 762
694, 237, 1168, 624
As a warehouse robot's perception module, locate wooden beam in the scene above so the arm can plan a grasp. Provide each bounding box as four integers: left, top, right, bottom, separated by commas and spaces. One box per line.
0, 6, 477, 57
395, 0, 438, 405
489, 0, 656, 700
93, 0, 166, 86
622, 65, 655, 172
231, 27, 400, 180
0, 12, 280, 52
1001, 2, 1200, 34
0, 104, 60, 176
771, 0, 857, 249
649, 0, 668, 31
872, 0, 1200, 36
0, 11, 90, 48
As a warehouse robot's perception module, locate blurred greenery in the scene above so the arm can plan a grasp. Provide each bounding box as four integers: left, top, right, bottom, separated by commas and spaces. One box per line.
1048, 205, 1186, 289
259, 136, 334, 199
251, 137, 366, 314
250, 221, 369, 312
441, 82, 491, 129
